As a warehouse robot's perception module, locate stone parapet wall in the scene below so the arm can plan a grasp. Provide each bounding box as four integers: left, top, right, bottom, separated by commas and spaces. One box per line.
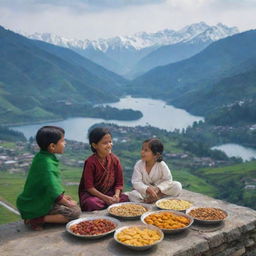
0, 190, 256, 256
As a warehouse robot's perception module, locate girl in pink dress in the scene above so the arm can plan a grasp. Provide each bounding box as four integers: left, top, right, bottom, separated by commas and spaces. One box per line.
79, 127, 129, 211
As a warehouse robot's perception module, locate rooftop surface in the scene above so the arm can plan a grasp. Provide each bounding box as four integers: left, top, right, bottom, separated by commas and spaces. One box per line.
1, 190, 256, 256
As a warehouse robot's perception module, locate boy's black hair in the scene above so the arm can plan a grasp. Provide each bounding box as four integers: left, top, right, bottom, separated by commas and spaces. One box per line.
89, 127, 111, 153
36, 126, 65, 150
144, 138, 164, 162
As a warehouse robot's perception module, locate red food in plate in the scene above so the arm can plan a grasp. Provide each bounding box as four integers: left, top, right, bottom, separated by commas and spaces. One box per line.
70, 219, 116, 236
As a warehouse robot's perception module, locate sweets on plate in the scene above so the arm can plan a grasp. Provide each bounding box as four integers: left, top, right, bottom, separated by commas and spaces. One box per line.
109, 203, 148, 217
144, 211, 191, 229
116, 226, 162, 246
70, 218, 116, 236
156, 199, 192, 211
188, 207, 227, 221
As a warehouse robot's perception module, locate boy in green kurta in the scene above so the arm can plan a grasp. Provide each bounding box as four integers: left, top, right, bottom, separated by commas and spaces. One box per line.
16, 126, 81, 230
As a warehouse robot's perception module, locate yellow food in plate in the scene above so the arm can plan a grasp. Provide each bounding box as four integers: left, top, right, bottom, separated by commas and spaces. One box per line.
116, 227, 161, 246
156, 199, 192, 211
144, 212, 190, 229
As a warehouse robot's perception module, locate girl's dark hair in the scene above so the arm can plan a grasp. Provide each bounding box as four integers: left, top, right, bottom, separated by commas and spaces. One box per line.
89, 127, 111, 153
144, 138, 164, 162
36, 126, 65, 150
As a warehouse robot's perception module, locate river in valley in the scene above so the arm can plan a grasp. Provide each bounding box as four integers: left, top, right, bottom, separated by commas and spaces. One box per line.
11, 96, 203, 142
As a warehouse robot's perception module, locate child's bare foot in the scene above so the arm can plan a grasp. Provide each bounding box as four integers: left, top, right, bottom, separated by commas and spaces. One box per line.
24, 218, 44, 231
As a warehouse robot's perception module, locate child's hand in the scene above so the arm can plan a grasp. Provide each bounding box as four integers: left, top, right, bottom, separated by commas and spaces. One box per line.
146, 186, 158, 200
112, 194, 120, 203
67, 200, 77, 207
104, 196, 116, 205
64, 194, 72, 200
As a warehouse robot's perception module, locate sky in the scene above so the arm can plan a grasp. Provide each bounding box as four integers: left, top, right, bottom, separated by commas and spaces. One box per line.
0, 0, 256, 40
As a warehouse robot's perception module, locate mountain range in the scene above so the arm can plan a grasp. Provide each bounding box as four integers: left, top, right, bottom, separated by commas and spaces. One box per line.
3, 23, 256, 127
128, 29, 256, 119
23, 22, 238, 78
0, 26, 128, 124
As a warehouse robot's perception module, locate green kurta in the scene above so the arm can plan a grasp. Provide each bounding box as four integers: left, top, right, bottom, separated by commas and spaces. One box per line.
16, 150, 64, 219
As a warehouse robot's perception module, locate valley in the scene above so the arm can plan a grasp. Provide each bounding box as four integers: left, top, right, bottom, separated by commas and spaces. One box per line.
0, 22, 256, 227
1, 124, 255, 224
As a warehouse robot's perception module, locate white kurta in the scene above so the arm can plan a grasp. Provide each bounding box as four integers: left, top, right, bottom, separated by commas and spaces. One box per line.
128, 160, 182, 202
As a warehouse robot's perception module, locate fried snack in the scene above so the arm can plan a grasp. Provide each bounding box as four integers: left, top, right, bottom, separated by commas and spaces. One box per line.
188, 208, 227, 221
156, 199, 192, 211
70, 219, 116, 236
144, 212, 191, 229
117, 226, 161, 246
109, 204, 148, 217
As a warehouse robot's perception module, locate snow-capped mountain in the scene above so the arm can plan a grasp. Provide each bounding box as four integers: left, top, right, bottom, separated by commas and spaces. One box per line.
26, 22, 238, 51
22, 22, 239, 77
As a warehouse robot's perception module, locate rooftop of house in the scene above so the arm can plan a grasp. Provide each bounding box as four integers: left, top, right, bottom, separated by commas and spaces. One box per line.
1, 190, 256, 256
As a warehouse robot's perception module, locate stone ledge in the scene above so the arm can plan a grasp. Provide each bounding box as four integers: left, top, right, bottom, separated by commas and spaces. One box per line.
0, 190, 256, 256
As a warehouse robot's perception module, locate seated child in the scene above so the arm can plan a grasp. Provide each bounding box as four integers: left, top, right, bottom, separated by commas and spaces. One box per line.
128, 138, 182, 203
79, 127, 129, 211
16, 126, 81, 230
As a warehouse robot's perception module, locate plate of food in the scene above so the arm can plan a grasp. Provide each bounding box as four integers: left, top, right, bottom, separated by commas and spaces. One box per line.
141, 210, 193, 233
114, 224, 164, 251
66, 216, 120, 238
108, 202, 149, 219
155, 198, 192, 212
187, 207, 228, 224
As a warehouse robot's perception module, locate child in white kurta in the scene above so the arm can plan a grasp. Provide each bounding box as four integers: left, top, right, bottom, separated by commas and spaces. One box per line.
128, 139, 182, 203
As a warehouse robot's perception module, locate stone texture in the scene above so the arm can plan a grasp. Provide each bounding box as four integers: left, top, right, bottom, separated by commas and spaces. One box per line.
245, 238, 255, 248
231, 246, 246, 256
0, 190, 256, 256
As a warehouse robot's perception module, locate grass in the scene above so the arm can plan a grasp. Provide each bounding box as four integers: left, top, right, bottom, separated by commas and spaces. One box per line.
0, 142, 17, 149
0, 168, 82, 224
172, 169, 218, 197
0, 172, 26, 206
197, 160, 256, 176
195, 160, 256, 185
0, 205, 20, 225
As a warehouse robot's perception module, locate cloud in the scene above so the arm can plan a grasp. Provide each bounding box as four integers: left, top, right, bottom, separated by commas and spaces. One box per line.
0, 0, 255, 39
0, 0, 165, 12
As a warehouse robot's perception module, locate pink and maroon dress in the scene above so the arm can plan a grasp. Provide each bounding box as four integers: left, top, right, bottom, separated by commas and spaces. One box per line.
78, 153, 129, 211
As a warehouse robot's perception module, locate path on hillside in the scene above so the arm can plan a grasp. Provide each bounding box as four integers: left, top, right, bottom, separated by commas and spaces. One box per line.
0, 200, 20, 215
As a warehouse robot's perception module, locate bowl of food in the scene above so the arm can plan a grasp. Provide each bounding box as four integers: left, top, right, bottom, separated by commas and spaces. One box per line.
66, 216, 120, 238
114, 224, 164, 251
108, 202, 149, 219
141, 210, 193, 233
156, 198, 192, 212
187, 207, 228, 224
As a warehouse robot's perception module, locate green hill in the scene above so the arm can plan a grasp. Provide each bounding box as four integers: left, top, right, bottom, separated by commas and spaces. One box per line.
194, 161, 256, 209
130, 41, 209, 78
0, 26, 129, 124
128, 30, 256, 119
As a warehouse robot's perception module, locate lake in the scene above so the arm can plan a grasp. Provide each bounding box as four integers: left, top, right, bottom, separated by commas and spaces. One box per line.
11, 96, 203, 142
212, 144, 256, 162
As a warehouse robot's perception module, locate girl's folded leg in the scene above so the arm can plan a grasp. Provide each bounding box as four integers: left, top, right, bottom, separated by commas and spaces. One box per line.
162, 181, 182, 197
127, 190, 144, 203
80, 196, 107, 211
